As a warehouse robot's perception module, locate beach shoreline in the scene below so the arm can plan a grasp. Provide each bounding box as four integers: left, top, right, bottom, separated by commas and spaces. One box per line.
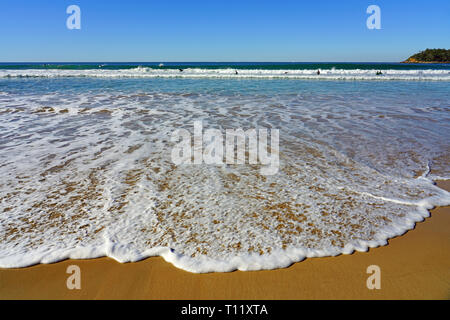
0, 182, 448, 300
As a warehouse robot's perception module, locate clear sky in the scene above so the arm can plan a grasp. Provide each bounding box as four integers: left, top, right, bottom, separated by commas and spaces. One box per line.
0, 0, 449, 62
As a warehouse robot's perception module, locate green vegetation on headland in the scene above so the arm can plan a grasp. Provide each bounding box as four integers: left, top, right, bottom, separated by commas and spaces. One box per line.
402, 49, 450, 63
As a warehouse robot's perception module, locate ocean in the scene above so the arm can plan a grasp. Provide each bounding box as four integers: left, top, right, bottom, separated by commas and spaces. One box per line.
1, 62, 450, 80
0, 62, 449, 272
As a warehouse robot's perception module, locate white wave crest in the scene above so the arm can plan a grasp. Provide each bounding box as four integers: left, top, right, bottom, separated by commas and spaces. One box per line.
1, 67, 450, 80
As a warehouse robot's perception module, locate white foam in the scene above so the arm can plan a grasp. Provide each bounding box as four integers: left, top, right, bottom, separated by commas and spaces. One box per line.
0, 89, 449, 273
0, 67, 450, 81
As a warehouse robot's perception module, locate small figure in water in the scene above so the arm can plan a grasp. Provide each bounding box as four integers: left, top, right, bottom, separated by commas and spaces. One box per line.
376, 70, 383, 75
317, 70, 320, 75
179, 68, 184, 72
235, 70, 238, 75
284, 71, 288, 74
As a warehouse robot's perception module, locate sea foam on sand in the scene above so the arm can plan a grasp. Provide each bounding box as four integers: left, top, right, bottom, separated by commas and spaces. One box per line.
0, 78, 449, 272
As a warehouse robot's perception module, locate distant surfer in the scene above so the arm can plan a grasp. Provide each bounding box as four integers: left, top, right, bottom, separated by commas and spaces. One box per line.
179, 68, 184, 72
235, 70, 238, 75
376, 70, 383, 75
317, 70, 320, 75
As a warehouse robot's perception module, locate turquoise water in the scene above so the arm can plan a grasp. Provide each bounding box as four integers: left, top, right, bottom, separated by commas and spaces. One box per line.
2, 76, 450, 95
0, 70, 449, 272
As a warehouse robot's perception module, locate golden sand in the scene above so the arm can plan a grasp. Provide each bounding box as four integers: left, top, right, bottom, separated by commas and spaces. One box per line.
0, 181, 449, 300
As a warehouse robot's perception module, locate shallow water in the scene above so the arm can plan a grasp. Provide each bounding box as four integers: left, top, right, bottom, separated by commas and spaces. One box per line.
0, 76, 449, 272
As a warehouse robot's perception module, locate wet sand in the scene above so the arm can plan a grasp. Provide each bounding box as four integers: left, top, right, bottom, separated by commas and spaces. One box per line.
0, 181, 449, 300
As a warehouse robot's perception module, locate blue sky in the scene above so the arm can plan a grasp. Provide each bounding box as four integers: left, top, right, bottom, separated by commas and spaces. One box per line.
0, 0, 449, 62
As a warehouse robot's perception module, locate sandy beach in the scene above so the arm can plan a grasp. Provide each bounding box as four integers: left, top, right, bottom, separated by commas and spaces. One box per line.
1, 0, 449, 303
0, 182, 448, 300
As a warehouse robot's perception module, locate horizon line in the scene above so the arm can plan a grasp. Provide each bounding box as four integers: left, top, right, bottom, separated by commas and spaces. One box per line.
0, 61, 405, 64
